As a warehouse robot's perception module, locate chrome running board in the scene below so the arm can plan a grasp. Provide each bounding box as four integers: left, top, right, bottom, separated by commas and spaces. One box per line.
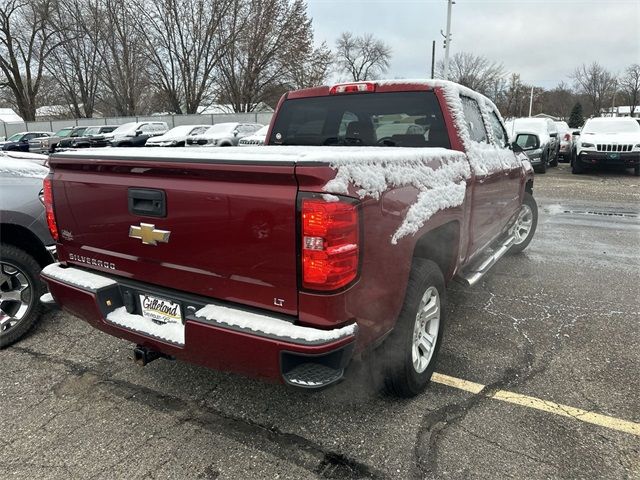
456, 235, 516, 286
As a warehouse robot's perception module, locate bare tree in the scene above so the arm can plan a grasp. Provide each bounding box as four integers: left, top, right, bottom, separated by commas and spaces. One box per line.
0, 0, 58, 120
287, 42, 333, 89
571, 62, 617, 117
91, 0, 151, 116
437, 52, 505, 99
135, 0, 241, 114
618, 64, 640, 115
218, 0, 319, 112
335, 32, 391, 81
45, 0, 102, 118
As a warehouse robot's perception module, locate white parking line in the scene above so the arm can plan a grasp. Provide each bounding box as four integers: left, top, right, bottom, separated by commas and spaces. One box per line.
432, 373, 640, 437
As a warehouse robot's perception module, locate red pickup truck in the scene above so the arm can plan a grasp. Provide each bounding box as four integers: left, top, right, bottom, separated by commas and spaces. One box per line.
40, 80, 537, 397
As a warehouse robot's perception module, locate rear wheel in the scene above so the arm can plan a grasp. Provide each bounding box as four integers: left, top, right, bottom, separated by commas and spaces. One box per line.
572, 155, 584, 174
634, 165, 639, 177
378, 259, 445, 397
509, 193, 538, 254
0, 245, 46, 348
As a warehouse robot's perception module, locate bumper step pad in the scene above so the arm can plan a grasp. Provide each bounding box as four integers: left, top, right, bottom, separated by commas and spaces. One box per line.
283, 363, 344, 388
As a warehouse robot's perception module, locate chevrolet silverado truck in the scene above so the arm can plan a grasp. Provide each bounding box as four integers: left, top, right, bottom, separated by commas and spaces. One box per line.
40, 80, 537, 397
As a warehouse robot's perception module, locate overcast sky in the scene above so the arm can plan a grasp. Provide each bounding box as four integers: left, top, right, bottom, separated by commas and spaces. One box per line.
307, 0, 640, 89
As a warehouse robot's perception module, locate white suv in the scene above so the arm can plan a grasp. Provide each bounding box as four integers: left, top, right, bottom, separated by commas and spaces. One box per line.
573, 117, 640, 175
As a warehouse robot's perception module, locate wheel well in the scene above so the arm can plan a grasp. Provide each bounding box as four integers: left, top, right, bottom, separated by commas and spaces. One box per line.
0, 224, 52, 268
525, 180, 533, 194
412, 222, 459, 282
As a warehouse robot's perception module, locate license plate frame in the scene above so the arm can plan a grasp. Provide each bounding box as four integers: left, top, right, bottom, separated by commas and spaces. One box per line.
139, 293, 183, 326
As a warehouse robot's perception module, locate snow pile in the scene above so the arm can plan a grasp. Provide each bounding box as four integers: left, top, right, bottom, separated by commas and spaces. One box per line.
0, 157, 48, 178
41, 263, 116, 290
195, 304, 357, 343
107, 307, 185, 345
322, 149, 470, 244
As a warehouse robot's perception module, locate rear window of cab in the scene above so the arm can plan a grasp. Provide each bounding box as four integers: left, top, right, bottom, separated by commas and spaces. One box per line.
270, 91, 450, 149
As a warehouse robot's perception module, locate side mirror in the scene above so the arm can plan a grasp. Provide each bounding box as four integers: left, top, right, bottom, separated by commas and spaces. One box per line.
233, 129, 239, 136
549, 132, 558, 138
514, 133, 540, 151
135, 130, 143, 137
572, 130, 581, 136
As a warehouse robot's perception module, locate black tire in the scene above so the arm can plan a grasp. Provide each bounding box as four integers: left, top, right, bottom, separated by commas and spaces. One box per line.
509, 193, 538, 254
549, 151, 559, 167
572, 155, 584, 174
378, 259, 446, 397
0, 244, 46, 348
634, 165, 639, 177
534, 152, 547, 174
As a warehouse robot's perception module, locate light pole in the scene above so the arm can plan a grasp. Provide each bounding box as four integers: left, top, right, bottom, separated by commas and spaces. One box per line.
442, 0, 454, 79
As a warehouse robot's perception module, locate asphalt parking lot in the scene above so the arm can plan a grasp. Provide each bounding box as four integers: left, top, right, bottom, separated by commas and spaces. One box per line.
2, 163, 639, 479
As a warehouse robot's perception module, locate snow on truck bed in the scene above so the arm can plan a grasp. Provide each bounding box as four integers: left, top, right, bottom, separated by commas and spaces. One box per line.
53, 81, 522, 244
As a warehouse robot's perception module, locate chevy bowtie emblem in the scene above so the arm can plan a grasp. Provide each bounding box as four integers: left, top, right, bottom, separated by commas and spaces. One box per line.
129, 223, 171, 245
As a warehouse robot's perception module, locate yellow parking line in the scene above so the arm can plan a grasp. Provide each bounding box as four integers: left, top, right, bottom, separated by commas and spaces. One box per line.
431, 373, 640, 437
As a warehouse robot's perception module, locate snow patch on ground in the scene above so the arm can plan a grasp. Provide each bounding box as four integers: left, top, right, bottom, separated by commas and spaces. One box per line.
107, 307, 185, 345
195, 304, 356, 343
39, 292, 54, 304
42, 263, 116, 290
0, 157, 48, 178
322, 149, 470, 244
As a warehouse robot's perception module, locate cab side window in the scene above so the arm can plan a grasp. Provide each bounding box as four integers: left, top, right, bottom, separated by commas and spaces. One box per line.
460, 96, 488, 143
488, 111, 508, 148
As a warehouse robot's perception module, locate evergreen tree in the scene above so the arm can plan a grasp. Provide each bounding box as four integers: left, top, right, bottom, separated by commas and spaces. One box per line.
568, 102, 584, 128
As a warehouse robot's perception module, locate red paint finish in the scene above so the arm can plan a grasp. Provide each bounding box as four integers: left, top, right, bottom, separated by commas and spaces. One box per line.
50, 160, 299, 316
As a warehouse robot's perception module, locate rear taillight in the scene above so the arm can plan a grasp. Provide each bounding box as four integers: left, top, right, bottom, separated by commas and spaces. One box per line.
329, 82, 375, 94
301, 197, 359, 291
42, 177, 59, 241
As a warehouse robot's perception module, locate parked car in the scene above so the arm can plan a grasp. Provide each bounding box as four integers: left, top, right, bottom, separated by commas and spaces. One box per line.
0, 132, 53, 152
145, 125, 210, 147
0, 157, 56, 348
29, 126, 88, 154
572, 117, 640, 175
505, 118, 559, 173
238, 125, 269, 146
57, 125, 120, 149
41, 79, 537, 397
186, 122, 263, 146
106, 122, 169, 147
554, 121, 573, 162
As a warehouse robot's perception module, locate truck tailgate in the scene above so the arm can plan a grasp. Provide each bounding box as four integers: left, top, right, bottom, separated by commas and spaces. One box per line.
49, 155, 299, 315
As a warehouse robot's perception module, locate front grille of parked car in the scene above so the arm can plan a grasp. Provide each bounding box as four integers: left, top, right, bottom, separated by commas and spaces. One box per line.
596, 144, 633, 152
240, 139, 264, 145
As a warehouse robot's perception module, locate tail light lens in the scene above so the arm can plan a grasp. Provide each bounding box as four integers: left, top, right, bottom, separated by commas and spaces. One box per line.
42, 177, 59, 241
329, 82, 375, 94
301, 197, 359, 291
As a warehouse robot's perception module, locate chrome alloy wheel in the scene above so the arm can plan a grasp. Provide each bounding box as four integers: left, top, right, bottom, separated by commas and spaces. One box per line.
0, 262, 32, 333
512, 203, 534, 245
411, 286, 441, 374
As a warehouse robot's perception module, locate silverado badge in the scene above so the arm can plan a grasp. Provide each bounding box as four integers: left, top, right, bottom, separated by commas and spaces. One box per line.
129, 223, 171, 246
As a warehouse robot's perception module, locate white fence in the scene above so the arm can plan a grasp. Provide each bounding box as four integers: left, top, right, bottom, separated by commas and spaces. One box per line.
0, 112, 274, 139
